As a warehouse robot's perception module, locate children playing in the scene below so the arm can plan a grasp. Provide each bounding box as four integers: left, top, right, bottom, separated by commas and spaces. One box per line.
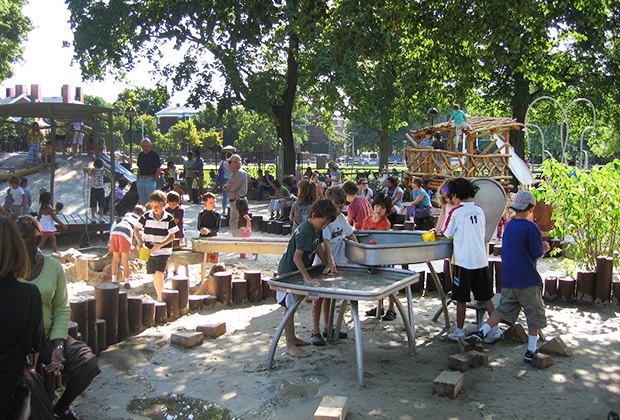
289, 180, 316, 231
343, 180, 371, 229
236, 198, 255, 259
38, 191, 67, 252
84, 158, 108, 220
163, 161, 178, 192
165, 191, 185, 275
109, 205, 145, 283
197, 192, 221, 266
193, 263, 226, 296
7, 176, 26, 217
466, 191, 550, 360
133, 190, 179, 301
442, 178, 499, 341
20, 177, 33, 215
276, 198, 337, 357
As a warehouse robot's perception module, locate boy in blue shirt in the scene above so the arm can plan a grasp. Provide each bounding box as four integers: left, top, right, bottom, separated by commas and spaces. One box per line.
447, 104, 471, 151
466, 191, 550, 362
276, 199, 337, 357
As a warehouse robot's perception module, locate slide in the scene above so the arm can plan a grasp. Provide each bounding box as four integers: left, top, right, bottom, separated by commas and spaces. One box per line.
493, 134, 534, 185
100, 153, 136, 182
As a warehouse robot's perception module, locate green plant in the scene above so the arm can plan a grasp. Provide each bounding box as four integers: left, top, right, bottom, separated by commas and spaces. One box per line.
537, 159, 620, 269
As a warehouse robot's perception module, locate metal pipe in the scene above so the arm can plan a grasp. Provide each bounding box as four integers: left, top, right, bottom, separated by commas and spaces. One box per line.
350, 301, 364, 388
267, 295, 303, 370
391, 293, 415, 356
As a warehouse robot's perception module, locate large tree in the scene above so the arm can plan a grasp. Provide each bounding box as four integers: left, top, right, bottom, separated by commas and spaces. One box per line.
67, 0, 329, 174
0, 0, 32, 81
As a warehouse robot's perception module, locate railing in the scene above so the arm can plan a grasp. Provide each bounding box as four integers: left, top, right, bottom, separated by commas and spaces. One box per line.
406, 148, 511, 180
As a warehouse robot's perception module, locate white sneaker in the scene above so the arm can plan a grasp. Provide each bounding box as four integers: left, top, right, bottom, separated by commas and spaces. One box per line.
447, 330, 465, 342
483, 325, 503, 344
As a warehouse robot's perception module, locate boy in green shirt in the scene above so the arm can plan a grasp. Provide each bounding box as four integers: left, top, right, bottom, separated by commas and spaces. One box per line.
276, 199, 337, 357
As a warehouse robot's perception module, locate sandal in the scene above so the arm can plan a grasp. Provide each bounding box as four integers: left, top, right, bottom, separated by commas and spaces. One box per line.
365, 307, 384, 317
382, 310, 397, 321
311, 333, 326, 346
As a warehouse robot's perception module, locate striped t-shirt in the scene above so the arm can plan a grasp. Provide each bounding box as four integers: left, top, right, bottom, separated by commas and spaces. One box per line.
136, 210, 179, 256
110, 213, 140, 243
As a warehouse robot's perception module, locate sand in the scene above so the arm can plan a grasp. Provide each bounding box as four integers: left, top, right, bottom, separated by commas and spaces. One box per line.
4, 152, 619, 419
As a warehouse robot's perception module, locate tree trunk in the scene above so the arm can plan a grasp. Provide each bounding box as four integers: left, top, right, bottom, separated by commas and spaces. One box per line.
272, 35, 300, 176
379, 130, 390, 169
510, 73, 530, 159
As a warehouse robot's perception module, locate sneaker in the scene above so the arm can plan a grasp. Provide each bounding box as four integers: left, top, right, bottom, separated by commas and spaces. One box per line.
382, 310, 397, 321
311, 333, 326, 346
464, 330, 484, 344
323, 329, 348, 339
447, 330, 466, 342
365, 307, 384, 317
483, 326, 503, 344
524, 349, 538, 363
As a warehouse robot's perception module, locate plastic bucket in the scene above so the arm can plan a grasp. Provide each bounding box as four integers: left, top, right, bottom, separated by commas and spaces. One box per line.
421, 231, 436, 242
139, 246, 151, 262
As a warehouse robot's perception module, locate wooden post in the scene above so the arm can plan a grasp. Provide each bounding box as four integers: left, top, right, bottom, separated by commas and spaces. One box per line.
96, 319, 106, 352
87, 298, 97, 352
68, 321, 79, 339
426, 271, 438, 292
487, 260, 495, 291
594, 256, 613, 303
117, 291, 129, 340
252, 215, 263, 231
127, 297, 143, 333
613, 282, 620, 307
154, 302, 167, 324
411, 271, 425, 293
442, 259, 452, 293
172, 277, 190, 315
274, 221, 284, 235
493, 244, 502, 256
544, 277, 557, 301
267, 221, 275, 234
142, 301, 155, 328
404, 220, 415, 231
95, 282, 119, 344
245, 271, 262, 303
188, 295, 204, 311
69, 298, 89, 344
261, 219, 269, 232
214, 271, 233, 305
262, 278, 274, 300
493, 260, 503, 293
576, 270, 596, 302
557, 276, 575, 303
162, 289, 180, 320
232, 279, 248, 304
282, 224, 291, 235
392, 224, 404, 231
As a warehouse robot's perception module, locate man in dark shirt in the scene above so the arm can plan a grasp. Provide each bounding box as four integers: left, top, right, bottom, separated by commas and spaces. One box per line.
136, 139, 161, 204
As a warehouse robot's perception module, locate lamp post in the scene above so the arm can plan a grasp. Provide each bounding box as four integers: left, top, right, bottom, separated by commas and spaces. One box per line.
427, 107, 439, 126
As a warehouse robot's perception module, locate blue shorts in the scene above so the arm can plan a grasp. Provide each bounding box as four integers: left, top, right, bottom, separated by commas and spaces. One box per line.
452, 265, 493, 303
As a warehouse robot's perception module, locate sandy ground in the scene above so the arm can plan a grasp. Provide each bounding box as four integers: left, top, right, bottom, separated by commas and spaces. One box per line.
4, 152, 619, 419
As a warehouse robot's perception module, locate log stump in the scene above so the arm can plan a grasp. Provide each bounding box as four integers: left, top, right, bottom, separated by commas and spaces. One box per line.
96, 319, 107, 351
550, 238, 562, 255
142, 301, 155, 328
68, 321, 79, 339
557, 276, 575, 303
117, 291, 129, 340
595, 256, 614, 303
69, 299, 89, 345
127, 297, 143, 334
267, 221, 275, 234
493, 244, 502, 256
95, 282, 120, 345
220, 215, 229, 227
245, 271, 262, 303
576, 270, 596, 302
232, 279, 248, 305
189, 295, 204, 311
252, 215, 263, 231
261, 220, 269, 232
426, 271, 438, 292
202, 295, 218, 306
544, 277, 558, 302
411, 271, 425, 293
262, 278, 274, 300
493, 260, 503, 293
404, 220, 415, 231
392, 224, 404, 231
155, 302, 167, 324
87, 298, 97, 352
442, 259, 453, 293
274, 221, 284, 235
214, 271, 233, 305
282, 224, 291, 235
162, 289, 180, 320
172, 277, 190, 315
613, 282, 620, 307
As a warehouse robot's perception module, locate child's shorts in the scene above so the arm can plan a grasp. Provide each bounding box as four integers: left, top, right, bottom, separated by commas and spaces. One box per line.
90, 187, 105, 209
42, 231, 56, 237
452, 265, 493, 302
146, 255, 170, 274
276, 291, 296, 308
109, 235, 131, 253
492, 285, 547, 330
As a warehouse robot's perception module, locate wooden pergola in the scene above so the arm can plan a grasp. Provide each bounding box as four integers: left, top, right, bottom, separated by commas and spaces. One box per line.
406, 116, 524, 188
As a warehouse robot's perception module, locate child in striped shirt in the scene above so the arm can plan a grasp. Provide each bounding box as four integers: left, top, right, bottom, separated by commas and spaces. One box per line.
109, 205, 145, 284
134, 190, 179, 301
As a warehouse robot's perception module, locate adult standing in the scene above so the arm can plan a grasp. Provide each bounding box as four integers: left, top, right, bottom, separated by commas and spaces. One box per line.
26, 122, 44, 167
326, 161, 342, 186
223, 154, 248, 237
218, 151, 233, 212
136, 138, 161, 205
182, 151, 194, 202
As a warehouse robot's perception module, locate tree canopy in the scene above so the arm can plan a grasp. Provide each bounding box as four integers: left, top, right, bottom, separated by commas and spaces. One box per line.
0, 0, 31, 82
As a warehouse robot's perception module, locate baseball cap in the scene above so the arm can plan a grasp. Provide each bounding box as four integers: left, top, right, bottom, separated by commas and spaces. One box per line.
510, 190, 537, 211
228, 154, 242, 163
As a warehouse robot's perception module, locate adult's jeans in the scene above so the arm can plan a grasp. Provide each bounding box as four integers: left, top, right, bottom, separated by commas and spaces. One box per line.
221, 179, 230, 212
137, 178, 156, 205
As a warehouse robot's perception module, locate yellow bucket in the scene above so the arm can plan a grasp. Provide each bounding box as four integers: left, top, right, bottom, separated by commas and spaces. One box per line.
139, 246, 151, 262
421, 231, 436, 242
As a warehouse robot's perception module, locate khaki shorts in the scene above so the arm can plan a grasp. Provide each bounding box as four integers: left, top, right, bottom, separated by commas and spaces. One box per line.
492, 285, 547, 330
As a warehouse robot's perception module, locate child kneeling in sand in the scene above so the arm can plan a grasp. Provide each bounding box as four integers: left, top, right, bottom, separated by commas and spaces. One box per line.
276, 199, 337, 357
109, 205, 145, 283
466, 191, 550, 361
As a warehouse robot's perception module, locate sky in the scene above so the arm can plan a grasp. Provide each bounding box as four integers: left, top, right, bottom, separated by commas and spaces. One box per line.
2, 0, 189, 105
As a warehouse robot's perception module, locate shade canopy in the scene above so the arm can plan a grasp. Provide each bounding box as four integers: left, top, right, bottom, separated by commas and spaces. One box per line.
0, 102, 113, 120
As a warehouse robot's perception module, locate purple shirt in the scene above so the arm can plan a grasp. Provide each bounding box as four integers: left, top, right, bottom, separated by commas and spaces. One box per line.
165, 205, 185, 238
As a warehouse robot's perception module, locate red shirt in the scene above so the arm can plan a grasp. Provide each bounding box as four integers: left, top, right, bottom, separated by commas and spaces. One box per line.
347, 196, 372, 229
362, 215, 391, 230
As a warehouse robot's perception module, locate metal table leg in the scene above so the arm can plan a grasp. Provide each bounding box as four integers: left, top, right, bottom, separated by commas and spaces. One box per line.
428, 262, 451, 329
391, 293, 415, 356
326, 299, 336, 343
406, 285, 416, 354
267, 295, 304, 370
350, 300, 364, 388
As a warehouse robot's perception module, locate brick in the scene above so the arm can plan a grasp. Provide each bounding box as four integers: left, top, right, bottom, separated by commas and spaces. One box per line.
504, 324, 528, 343
539, 336, 572, 357
433, 370, 464, 398
171, 331, 204, 348
531, 353, 553, 369
447, 354, 469, 372
464, 350, 489, 367
457, 337, 484, 353
314, 395, 349, 420
196, 322, 226, 338
202, 295, 218, 306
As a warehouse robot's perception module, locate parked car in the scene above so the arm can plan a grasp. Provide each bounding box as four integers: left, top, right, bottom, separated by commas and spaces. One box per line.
363, 159, 378, 166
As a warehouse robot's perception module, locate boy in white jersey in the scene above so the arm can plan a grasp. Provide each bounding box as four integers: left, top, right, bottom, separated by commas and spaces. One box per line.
443, 178, 499, 342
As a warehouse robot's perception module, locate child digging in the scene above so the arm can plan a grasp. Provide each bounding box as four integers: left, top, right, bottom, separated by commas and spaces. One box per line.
466, 191, 550, 359
133, 190, 179, 301
109, 205, 145, 284
442, 178, 500, 341
277, 198, 337, 357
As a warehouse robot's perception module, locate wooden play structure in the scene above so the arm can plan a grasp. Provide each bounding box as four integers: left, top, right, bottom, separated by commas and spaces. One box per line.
407, 116, 524, 188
